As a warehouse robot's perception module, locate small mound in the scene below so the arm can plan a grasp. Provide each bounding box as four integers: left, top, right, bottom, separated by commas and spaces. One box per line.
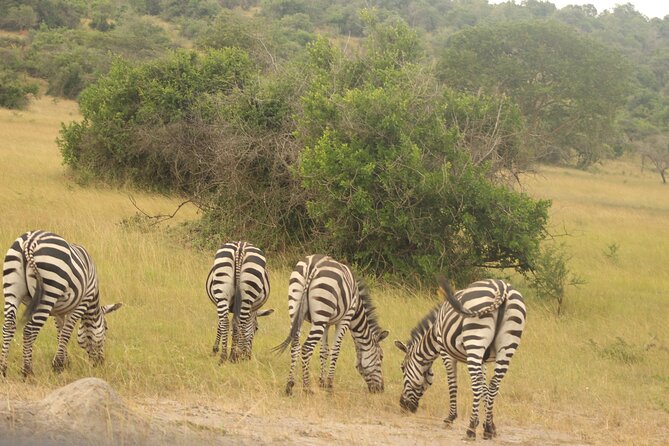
36, 378, 150, 445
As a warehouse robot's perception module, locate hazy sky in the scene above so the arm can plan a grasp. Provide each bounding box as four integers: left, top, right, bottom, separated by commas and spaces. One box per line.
490, 1, 669, 19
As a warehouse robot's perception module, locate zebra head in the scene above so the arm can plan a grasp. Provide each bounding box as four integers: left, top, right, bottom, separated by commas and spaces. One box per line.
235, 308, 274, 361
394, 340, 434, 413
354, 329, 389, 393
77, 302, 123, 365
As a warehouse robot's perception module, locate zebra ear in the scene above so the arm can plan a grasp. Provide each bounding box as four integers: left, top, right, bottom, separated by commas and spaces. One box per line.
102, 303, 123, 314
257, 308, 274, 317
378, 330, 389, 342
394, 340, 407, 353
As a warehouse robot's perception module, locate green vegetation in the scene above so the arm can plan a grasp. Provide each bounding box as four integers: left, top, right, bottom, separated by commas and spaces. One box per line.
437, 21, 631, 167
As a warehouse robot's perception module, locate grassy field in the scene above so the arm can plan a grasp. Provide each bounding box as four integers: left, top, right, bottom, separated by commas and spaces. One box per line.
1, 97, 668, 445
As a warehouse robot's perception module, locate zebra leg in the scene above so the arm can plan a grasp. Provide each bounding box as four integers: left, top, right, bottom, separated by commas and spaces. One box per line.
2, 263, 27, 377
301, 321, 327, 393
54, 315, 64, 337
324, 321, 351, 390
216, 303, 230, 364
52, 315, 67, 370
21, 316, 50, 378
440, 350, 458, 425
231, 297, 253, 362
318, 328, 329, 388
52, 307, 85, 372
465, 357, 488, 440
483, 357, 512, 439
0, 302, 18, 377
285, 334, 301, 396
230, 316, 242, 362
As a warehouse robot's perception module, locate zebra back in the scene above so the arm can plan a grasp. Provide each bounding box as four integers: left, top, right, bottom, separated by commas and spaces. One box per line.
438, 277, 507, 318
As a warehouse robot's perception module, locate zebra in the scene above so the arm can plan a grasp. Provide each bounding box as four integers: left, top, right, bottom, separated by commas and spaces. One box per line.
205, 241, 272, 363
1, 231, 123, 378
394, 277, 526, 440
274, 254, 388, 395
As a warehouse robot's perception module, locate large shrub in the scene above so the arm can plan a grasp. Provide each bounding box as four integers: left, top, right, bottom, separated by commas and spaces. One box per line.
59, 48, 255, 187
297, 25, 549, 281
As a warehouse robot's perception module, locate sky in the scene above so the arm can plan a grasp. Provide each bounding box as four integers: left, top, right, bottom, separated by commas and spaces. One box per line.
489, 1, 669, 19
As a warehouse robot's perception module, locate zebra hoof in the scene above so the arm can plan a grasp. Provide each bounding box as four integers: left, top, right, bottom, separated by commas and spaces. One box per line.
285, 381, 295, 396
212, 347, 219, 356
464, 427, 477, 441
483, 422, 496, 439
443, 418, 456, 428
21, 368, 34, 380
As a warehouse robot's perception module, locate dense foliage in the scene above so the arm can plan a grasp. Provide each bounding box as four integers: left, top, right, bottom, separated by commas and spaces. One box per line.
437, 21, 631, 167
58, 19, 550, 282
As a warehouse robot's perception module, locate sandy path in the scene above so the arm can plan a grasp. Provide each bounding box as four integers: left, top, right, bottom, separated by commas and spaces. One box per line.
0, 378, 588, 446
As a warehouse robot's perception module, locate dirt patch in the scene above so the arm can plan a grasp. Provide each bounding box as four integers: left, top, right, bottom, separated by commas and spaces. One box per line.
1, 379, 589, 445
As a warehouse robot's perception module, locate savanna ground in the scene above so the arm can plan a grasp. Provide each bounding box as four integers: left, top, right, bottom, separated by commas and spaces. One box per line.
0, 97, 667, 445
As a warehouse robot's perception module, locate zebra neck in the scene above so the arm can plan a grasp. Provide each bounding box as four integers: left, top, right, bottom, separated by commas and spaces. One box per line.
409, 323, 441, 365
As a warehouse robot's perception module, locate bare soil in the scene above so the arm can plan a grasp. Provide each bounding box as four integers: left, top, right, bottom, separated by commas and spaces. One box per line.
0, 378, 589, 446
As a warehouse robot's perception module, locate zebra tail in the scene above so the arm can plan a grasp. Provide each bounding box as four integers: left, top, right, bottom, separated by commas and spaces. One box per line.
22, 236, 45, 322
232, 242, 245, 329
437, 277, 474, 317
272, 275, 311, 355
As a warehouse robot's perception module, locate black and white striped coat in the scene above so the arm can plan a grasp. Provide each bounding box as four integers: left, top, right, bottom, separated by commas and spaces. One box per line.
205, 241, 272, 363
1, 231, 122, 377
275, 254, 388, 395
395, 278, 526, 440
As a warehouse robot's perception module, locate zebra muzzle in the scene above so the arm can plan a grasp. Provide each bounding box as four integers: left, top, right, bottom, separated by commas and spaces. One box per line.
399, 396, 418, 413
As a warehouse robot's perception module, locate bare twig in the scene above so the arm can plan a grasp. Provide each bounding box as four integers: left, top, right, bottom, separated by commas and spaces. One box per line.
128, 195, 193, 226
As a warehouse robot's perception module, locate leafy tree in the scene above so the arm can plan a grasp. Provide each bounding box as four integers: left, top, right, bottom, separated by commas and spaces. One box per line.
437, 21, 632, 167
298, 24, 550, 281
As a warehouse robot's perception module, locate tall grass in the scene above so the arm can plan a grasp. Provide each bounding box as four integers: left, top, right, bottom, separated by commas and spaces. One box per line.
1, 97, 668, 445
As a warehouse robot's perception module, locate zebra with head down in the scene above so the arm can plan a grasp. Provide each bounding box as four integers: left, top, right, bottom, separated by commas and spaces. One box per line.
395, 278, 526, 440
206, 241, 273, 363
275, 254, 388, 395
1, 230, 122, 377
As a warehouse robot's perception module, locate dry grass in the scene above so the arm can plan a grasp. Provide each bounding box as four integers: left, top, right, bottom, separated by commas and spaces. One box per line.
1, 97, 668, 445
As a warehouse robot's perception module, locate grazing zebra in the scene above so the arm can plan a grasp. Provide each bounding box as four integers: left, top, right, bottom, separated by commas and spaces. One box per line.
394, 278, 526, 440
205, 241, 272, 363
274, 254, 388, 395
1, 231, 122, 378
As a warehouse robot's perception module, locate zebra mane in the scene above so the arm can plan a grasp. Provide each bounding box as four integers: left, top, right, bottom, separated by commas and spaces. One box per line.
358, 279, 383, 335
406, 304, 441, 349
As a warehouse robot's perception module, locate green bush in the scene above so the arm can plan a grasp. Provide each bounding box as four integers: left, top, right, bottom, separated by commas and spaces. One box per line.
0, 69, 39, 109
58, 48, 257, 187
297, 27, 550, 281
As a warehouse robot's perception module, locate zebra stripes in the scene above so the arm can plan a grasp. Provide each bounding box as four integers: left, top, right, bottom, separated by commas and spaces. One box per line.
395, 278, 526, 440
1, 231, 122, 377
206, 241, 272, 363
275, 254, 388, 395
